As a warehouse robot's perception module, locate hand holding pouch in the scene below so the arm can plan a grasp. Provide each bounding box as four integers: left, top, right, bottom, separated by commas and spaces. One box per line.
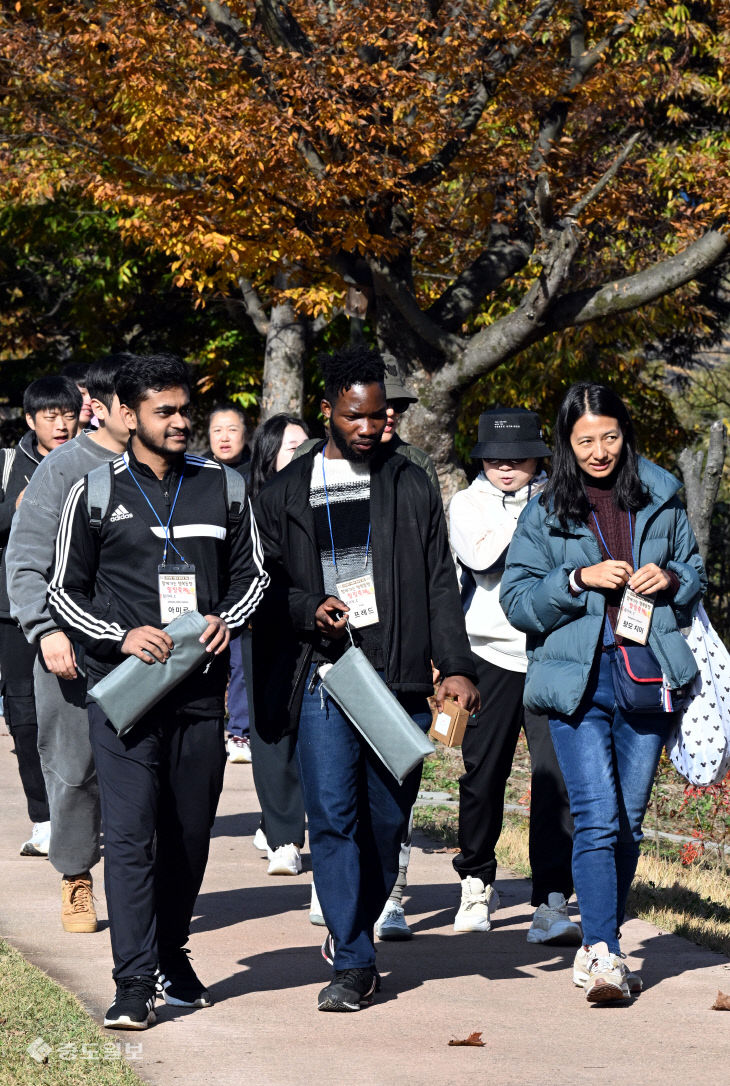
320, 645, 434, 784
87, 610, 211, 737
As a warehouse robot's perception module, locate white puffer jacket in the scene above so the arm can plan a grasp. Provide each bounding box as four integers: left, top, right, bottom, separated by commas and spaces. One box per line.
449, 471, 547, 673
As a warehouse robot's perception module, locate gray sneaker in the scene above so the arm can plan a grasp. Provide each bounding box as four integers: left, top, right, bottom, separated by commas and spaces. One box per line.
527, 893, 582, 945
375, 900, 412, 940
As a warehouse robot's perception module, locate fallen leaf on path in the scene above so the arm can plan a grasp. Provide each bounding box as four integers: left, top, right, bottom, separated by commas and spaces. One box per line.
711, 990, 730, 1010
448, 1032, 485, 1047
427, 846, 461, 854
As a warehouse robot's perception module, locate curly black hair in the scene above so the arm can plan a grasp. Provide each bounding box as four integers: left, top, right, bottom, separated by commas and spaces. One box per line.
318, 345, 385, 404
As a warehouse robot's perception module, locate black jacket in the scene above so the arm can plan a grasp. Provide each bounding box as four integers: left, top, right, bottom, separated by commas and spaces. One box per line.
252, 440, 475, 735
0, 432, 42, 617
48, 446, 268, 717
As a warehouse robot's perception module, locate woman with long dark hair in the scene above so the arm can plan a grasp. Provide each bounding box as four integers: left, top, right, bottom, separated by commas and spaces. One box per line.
249, 414, 309, 498
247, 413, 310, 875
500, 383, 705, 1002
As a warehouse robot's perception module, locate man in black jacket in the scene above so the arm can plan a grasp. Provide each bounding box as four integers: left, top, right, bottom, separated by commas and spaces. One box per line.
0, 376, 81, 856
253, 346, 478, 1013
48, 355, 268, 1030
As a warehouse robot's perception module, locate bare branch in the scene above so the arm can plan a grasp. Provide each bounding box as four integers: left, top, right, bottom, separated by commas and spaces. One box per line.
567, 132, 642, 219
529, 1, 648, 173
368, 261, 466, 364
547, 230, 730, 331
434, 221, 581, 390
237, 276, 270, 336
254, 0, 313, 55
427, 232, 533, 331
411, 0, 558, 185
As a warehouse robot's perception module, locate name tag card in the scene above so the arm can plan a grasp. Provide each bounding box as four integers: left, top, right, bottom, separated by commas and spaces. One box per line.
158, 563, 197, 624
336, 574, 379, 629
615, 586, 654, 645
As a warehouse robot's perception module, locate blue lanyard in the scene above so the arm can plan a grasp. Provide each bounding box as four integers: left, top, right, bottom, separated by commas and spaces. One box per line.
124, 454, 186, 564
320, 454, 371, 576
591, 509, 635, 567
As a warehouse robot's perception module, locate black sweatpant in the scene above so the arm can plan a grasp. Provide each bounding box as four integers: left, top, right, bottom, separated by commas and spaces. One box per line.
453, 653, 574, 907
88, 702, 226, 981
0, 618, 49, 823
245, 627, 306, 851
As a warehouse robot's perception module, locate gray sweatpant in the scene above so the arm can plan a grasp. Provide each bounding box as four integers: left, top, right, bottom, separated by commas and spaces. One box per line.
34, 655, 101, 876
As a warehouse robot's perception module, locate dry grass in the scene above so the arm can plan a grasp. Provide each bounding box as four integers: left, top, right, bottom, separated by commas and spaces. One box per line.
629, 853, 730, 957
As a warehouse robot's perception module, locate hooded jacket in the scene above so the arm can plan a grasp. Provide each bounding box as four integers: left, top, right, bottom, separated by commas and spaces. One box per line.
499, 457, 706, 715
449, 470, 547, 672
252, 440, 475, 736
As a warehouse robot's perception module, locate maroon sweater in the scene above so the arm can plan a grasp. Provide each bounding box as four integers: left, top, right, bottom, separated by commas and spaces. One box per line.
574, 480, 679, 641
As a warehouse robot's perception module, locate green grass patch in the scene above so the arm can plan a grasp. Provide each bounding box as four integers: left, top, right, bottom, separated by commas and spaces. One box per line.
0, 939, 145, 1086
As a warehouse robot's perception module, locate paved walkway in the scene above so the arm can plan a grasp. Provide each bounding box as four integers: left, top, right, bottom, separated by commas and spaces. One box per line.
1, 725, 729, 1085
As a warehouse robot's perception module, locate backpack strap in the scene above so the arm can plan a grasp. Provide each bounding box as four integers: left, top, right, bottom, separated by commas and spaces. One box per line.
1, 447, 16, 496
220, 464, 246, 523
85, 462, 114, 532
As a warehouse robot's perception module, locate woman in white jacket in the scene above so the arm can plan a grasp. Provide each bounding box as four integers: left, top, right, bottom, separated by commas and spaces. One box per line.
449, 409, 578, 945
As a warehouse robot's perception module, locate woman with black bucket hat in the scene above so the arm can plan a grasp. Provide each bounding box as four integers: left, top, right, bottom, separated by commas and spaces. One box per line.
449, 408, 578, 944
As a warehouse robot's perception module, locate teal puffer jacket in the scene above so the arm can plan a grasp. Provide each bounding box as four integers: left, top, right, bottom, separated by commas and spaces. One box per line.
499, 457, 706, 715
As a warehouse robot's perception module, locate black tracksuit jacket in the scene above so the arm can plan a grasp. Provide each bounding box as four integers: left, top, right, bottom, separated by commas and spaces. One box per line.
48, 446, 268, 717
0, 432, 42, 617
251, 440, 476, 736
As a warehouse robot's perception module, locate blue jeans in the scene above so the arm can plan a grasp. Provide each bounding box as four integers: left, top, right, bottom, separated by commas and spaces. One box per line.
548, 650, 672, 953
226, 631, 251, 739
297, 663, 430, 970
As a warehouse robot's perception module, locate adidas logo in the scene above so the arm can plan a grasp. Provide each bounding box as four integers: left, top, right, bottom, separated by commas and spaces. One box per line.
110, 503, 134, 523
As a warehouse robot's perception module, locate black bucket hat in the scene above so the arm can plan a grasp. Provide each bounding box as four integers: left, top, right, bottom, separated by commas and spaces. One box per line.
470, 408, 551, 460
383, 361, 418, 404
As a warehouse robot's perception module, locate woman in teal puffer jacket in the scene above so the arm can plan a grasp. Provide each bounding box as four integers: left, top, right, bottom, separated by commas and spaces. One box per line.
500, 382, 705, 1005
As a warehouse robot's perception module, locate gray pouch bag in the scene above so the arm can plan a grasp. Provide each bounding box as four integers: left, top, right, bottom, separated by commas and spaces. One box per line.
87, 610, 210, 737
320, 644, 434, 785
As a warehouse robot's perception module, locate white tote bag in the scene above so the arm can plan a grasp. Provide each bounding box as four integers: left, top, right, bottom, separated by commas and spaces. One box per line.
666, 604, 730, 786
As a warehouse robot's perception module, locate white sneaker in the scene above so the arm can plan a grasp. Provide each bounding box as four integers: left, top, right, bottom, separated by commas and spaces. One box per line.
527, 892, 582, 945
375, 900, 412, 940
267, 843, 302, 876
227, 735, 252, 763
574, 943, 635, 1002
20, 821, 51, 857
309, 883, 325, 926
253, 827, 268, 852
453, 877, 500, 932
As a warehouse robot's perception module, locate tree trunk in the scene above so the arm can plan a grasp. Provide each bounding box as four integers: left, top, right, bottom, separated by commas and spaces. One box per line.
259, 299, 307, 419
677, 419, 727, 563
395, 369, 467, 506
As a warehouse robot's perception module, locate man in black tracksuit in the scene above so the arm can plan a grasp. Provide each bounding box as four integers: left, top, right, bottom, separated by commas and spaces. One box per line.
48, 355, 268, 1030
0, 376, 81, 855
253, 346, 478, 1013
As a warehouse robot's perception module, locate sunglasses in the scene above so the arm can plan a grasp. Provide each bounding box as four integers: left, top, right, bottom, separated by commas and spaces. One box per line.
483, 458, 532, 468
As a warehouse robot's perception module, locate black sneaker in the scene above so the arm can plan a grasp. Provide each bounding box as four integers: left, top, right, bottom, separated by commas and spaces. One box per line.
104, 976, 157, 1030
157, 949, 211, 1008
318, 968, 377, 1012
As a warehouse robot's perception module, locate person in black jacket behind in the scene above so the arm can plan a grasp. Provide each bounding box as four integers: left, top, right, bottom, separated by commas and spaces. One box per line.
252, 346, 478, 1013
0, 375, 81, 857
48, 355, 268, 1031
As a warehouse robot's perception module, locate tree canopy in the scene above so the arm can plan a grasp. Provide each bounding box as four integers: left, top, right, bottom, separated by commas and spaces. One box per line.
3, 1, 729, 488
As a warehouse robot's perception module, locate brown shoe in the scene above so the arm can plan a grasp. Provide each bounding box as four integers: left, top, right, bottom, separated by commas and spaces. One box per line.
61, 873, 98, 933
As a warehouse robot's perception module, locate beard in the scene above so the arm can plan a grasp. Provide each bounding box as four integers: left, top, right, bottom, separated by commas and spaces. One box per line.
135, 419, 189, 459
329, 416, 377, 463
